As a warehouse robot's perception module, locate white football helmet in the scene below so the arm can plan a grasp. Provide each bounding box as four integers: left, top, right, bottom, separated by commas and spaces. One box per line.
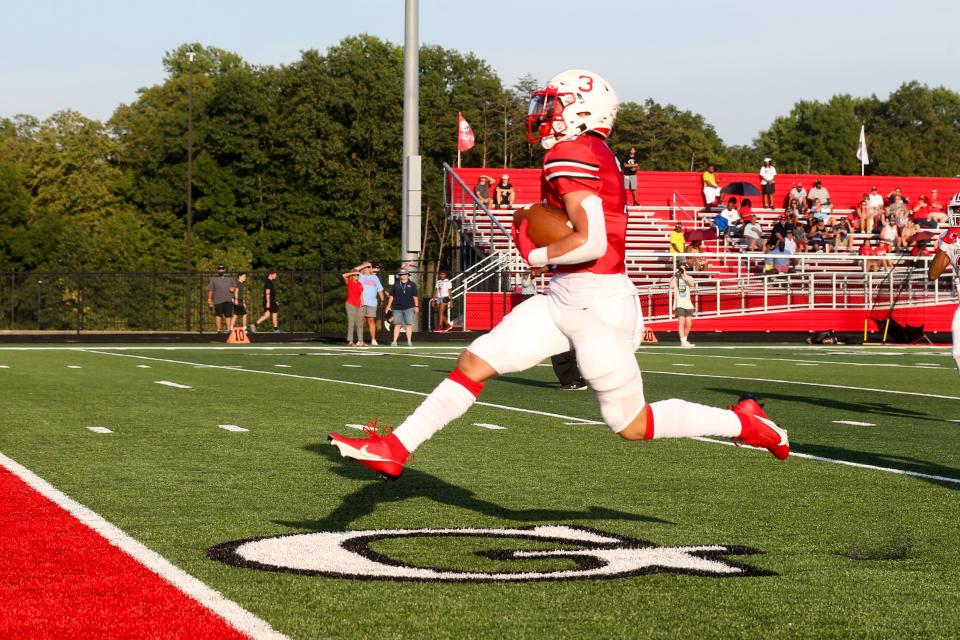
949, 191, 960, 211
526, 69, 619, 150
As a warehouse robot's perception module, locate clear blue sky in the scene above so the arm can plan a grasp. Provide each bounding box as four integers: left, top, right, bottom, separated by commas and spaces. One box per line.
3, 0, 957, 145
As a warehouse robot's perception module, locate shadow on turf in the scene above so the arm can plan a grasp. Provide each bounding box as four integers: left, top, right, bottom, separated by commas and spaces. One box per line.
706, 387, 934, 421
791, 443, 960, 491
277, 443, 674, 531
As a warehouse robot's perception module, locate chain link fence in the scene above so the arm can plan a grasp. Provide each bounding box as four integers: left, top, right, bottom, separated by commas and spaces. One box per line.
0, 262, 446, 335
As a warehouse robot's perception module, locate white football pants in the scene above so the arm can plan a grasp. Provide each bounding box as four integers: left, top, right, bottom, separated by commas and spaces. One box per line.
468, 292, 646, 432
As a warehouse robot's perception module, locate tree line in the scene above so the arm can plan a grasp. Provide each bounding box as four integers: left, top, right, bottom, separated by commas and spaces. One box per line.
1, 35, 958, 274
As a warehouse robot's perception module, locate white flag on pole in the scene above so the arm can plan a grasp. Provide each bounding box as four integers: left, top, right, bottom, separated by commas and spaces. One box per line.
856, 125, 869, 165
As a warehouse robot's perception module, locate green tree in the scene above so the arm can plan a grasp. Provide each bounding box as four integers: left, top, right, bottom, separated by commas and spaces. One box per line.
609, 100, 726, 171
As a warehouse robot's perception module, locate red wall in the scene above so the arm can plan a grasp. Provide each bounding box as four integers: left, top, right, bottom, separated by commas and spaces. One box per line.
455, 167, 960, 211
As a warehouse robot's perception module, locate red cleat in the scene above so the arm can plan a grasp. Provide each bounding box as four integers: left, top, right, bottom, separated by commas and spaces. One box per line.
328, 420, 410, 480
731, 397, 789, 460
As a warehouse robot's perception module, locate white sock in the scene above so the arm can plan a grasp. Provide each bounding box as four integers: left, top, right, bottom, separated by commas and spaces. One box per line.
393, 378, 478, 452
648, 398, 741, 439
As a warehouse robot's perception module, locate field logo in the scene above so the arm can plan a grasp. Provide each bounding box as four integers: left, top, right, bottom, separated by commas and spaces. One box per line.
209, 525, 773, 582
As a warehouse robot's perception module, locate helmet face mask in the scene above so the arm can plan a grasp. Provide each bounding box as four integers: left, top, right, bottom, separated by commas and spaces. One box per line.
525, 69, 618, 149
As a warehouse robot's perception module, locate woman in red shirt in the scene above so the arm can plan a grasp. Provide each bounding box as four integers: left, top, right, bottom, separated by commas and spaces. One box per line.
342, 268, 365, 346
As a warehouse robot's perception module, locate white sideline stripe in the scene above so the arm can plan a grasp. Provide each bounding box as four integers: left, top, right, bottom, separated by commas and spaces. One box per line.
218, 424, 249, 432
671, 363, 693, 367
154, 380, 192, 389
833, 420, 876, 427
644, 369, 960, 402
274, 364, 291, 368
342, 364, 362, 368
794, 363, 818, 366
87, 427, 112, 434
0, 451, 288, 640
564, 420, 604, 425
692, 438, 960, 486
80, 351, 960, 481
645, 350, 953, 372
84, 351, 600, 425
410, 364, 430, 368
473, 423, 506, 430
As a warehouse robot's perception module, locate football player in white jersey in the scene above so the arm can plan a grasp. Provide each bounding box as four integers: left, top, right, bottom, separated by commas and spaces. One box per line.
329, 69, 789, 480
928, 193, 960, 376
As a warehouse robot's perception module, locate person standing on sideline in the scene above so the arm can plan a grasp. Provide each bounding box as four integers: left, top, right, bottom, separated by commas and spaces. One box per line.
433, 271, 453, 332
385, 269, 419, 347
342, 267, 365, 346
357, 262, 384, 346
251, 271, 279, 333
232, 273, 248, 332
329, 68, 789, 481
207, 264, 236, 334
622, 147, 640, 206
671, 263, 696, 347
759, 158, 777, 209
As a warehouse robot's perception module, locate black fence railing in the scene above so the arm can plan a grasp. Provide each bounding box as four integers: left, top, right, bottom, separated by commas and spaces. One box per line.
0, 262, 449, 334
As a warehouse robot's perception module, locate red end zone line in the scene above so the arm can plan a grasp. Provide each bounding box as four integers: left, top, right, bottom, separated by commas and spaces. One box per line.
0, 452, 286, 640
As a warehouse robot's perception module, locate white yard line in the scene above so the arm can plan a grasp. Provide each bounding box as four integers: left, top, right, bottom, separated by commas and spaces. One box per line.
473, 423, 506, 430
0, 451, 287, 640
218, 425, 249, 433
154, 380, 192, 389
82, 350, 960, 483
693, 438, 960, 486
86, 427, 113, 434
833, 420, 876, 427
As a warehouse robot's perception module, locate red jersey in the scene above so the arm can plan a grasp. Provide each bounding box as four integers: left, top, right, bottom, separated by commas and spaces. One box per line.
345, 279, 363, 307
540, 134, 626, 275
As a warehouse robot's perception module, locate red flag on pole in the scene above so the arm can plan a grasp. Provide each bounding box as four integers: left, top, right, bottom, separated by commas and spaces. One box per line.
457, 112, 475, 152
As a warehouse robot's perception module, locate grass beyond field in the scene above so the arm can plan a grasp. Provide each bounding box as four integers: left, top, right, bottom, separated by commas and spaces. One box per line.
1, 343, 959, 639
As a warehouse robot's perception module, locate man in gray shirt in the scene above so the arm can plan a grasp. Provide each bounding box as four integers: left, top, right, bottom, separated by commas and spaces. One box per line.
806, 179, 831, 210
207, 264, 237, 334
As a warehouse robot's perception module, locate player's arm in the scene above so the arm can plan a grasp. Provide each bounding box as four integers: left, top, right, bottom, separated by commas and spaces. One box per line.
928, 250, 950, 280
527, 190, 607, 266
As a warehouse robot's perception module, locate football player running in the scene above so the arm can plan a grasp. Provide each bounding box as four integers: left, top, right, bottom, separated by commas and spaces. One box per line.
927, 193, 960, 377
329, 70, 789, 480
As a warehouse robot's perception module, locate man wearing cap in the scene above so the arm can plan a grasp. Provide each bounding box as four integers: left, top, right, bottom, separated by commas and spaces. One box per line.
759, 158, 777, 209
207, 265, 237, 334
669, 222, 686, 257
495, 174, 515, 209
788, 183, 807, 208
806, 179, 831, 210
385, 269, 419, 347
474, 174, 494, 209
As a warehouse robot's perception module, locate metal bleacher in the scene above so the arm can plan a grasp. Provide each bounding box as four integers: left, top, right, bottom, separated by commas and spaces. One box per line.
443, 163, 956, 324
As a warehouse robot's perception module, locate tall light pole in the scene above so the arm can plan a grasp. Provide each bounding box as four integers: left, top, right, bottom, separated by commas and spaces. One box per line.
402, 0, 421, 268
185, 49, 195, 331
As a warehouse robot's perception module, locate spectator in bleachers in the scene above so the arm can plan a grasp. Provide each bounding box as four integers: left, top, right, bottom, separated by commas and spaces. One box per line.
764, 240, 792, 274
768, 214, 793, 250
901, 216, 921, 248
788, 183, 807, 208
856, 193, 872, 232
741, 218, 764, 251
792, 218, 808, 253
887, 195, 910, 231
713, 197, 740, 239
495, 174, 515, 209
783, 229, 797, 254
739, 198, 754, 225
474, 174, 494, 209
886, 187, 910, 206
809, 198, 833, 225
859, 240, 877, 272
867, 185, 884, 214
879, 218, 900, 251
806, 179, 831, 210
686, 240, 709, 271
759, 158, 777, 208
911, 195, 930, 227
701, 164, 721, 208
808, 219, 833, 252
833, 216, 853, 252
927, 189, 948, 226
669, 222, 686, 258
874, 241, 893, 269
622, 147, 640, 206
785, 197, 805, 220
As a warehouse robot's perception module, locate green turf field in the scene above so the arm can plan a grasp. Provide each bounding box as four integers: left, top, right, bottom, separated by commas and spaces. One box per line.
2, 343, 959, 639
